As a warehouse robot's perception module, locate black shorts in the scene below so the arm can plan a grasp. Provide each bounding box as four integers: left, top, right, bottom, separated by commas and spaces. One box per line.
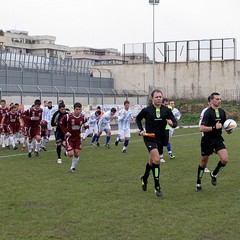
55, 131, 65, 144
201, 139, 226, 156
144, 137, 163, 155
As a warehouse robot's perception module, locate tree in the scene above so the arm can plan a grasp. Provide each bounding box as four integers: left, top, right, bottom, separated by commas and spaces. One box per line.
0, 30, 4, 36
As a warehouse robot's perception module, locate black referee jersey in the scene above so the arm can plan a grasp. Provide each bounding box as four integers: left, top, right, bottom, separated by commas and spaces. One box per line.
136, 104, 177, 141
201, 107, 227, 144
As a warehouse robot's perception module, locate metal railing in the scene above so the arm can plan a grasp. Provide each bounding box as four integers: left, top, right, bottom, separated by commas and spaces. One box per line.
0, 83, 149, 105
122, 38, 236, 64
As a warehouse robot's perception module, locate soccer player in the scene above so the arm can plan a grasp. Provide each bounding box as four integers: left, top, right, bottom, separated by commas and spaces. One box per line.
0, 99, 9, 148
42, 101, 54, 140
51, 103, 69, 164
95, 107, 117, 148
136, 90, 177, 197
1, 104, 23, 150
59, 102, 88, 172
196, 92, 228, 192
15, 103, 24, 146
39, 120, 48, 151
161, 98, 175, 161
115, 100, 133, 153
22, 99, 43, 158
83, 109, 101, 144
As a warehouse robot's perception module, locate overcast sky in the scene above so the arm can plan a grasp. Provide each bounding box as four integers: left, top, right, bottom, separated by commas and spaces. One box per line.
1, 0, 239, 54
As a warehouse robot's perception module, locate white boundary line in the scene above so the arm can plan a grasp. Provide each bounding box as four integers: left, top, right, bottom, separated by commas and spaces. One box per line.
0, 127, 238, 159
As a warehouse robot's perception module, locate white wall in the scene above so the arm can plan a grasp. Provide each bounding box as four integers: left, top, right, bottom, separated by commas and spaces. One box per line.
97, 60, 240, 100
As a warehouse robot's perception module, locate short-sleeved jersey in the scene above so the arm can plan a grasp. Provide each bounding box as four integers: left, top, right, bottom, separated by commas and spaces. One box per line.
59, 113, 88, 138
136, 104, 177, 141
117, 108, 133, 130
98, 111, 115, 127
201, 107, 226, 144
5, 111, 21, 127
23, 107, 43, 129
88, 111, 101, 128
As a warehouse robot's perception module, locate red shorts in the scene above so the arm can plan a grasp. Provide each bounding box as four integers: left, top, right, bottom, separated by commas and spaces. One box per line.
28, 126, 40, 139
41, 129, 47, 137
65, 136, 82, 152
7, 124, 21, 135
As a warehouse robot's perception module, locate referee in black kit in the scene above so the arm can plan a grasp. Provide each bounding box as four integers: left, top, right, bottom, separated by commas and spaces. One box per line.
136, 90, 177, 197
196, 92, 228, 192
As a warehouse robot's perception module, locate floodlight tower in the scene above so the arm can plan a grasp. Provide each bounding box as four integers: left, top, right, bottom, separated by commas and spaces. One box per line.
149, 0, 160, 89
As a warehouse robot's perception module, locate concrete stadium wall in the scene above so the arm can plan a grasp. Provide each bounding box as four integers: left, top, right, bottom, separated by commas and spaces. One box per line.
98, 60, 240, 100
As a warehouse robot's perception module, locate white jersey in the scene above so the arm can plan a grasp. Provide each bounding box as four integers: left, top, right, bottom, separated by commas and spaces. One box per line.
42, 107, 50, 120
199, 107, 208, 136
172, 108, 181, 121
199, 107, 208, 126
117, 108, 133, 130
88, 111, 100, 128
98, 111, 115, 128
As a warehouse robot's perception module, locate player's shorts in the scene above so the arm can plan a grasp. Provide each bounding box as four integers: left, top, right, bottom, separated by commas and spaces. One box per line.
89, 125, 98, 134
55, 131, 65, 144
41, 129, 47, 137
28, 126, 41, 139
99, 123, 111, 133
47, 120, 53, 131
65, 136, 81, 151
118, 128, 130, 139
6, 124, 21, 135
201, 139, 226, 156
143, 137, 163, 155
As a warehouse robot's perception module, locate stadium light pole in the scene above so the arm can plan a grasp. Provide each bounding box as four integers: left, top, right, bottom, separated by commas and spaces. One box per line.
149, 0, 160, 89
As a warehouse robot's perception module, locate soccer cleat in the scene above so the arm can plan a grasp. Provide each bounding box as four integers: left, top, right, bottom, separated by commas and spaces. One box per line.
210, 171, 217, 186
41, 146, 47, 151
196, 184, 202, 192
140, 175, 147, 191
115, 138, 119, 146
96, 142, 100, 147
122, 149, 127, 153
105, 144, 110, 148
34, 151, 39, 157
13, 146, 18, 150
204, 167, 210, 173
70, 168, 76, 173
21, 146, 26, 151
160, 158, 166, 163
6, 145, 10, 149
57, 159, 62, 164
28, 152, 32, 158
169, 154, 175, 159
155, 187, 163, 197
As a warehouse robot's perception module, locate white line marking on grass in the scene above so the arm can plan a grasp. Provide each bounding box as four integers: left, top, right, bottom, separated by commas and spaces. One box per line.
1, 128, 237, 159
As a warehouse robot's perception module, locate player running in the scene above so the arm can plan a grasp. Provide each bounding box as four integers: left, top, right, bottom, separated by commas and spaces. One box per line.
59, 102, 88, 172
115, 100, 133, 153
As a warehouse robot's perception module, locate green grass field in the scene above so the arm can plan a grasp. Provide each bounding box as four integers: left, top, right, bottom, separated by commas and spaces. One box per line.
0, 127, 239, 240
